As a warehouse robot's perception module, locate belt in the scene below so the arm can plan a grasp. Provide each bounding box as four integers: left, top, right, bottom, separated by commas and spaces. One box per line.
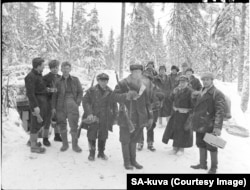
173, 106, 191, 113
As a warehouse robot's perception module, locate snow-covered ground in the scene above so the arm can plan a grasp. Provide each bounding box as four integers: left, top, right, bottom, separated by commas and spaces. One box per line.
1, 70, 250, 189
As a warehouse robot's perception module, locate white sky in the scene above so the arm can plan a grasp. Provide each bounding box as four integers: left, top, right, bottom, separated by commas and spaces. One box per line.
35, 2, 173, 43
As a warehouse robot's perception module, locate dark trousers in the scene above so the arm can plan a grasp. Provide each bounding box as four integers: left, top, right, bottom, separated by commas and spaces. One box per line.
30, 95, 47, 134
196, 132, 218, 152
139, 111, 158, 144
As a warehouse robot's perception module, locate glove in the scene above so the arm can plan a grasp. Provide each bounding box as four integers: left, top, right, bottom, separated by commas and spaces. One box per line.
126, 90, 138, 100
34, 107, 40, 115
147, 119, 153, 130
213, 128, 221, 136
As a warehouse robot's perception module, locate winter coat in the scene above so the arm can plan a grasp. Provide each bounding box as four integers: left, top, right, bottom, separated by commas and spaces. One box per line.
43, 72, 61, 100
154, 74, 172, 117
82, 84, 127, 136
189, 75, 202, 91
24, 69, 48, 110
162, 86, 193, 148
114, 74, 153, 129
191, 85, 225, 133
52, 75, 83, 110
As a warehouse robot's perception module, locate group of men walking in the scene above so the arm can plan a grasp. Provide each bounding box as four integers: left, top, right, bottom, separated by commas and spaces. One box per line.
24, 57, 226, 174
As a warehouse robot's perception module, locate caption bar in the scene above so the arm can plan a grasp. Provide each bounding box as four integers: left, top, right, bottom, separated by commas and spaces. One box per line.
127, 174, 249, 190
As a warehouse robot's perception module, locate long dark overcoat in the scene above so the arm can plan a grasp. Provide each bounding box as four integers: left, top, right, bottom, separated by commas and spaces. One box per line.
191, 85, 225, 133
113, 74, 153, 143
162, 86, 193, 148
82, 84, 127, 140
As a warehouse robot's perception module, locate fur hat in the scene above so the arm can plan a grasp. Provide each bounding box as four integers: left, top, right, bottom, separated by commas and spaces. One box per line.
171, 65, 179, 72
97, 73, 109, 80
201, 72, 215, 80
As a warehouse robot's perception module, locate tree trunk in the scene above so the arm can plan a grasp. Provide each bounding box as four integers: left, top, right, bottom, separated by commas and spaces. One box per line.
241, 59, 249, 112
70, 2, 75, 60
119, 3, 125, 79
238, 3, 246, 93
59, 2, 62, 36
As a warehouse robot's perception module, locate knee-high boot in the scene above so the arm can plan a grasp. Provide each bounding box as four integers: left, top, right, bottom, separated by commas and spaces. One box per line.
60, 131, 69, 151
30, 133, 46, 153
191, 148, 208, 170
208, 151, 218, 174
97, 139, 108, 160
130, 142, 143, 169
88, 139, 96, 161
121, 143, 133, 170
71, 133, 82, 153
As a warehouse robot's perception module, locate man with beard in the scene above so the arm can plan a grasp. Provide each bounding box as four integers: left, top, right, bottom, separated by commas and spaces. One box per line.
137, 67, 165, 152
113, 63, 153, 170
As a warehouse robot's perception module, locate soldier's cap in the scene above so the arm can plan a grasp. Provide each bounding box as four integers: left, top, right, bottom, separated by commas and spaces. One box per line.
159, 65, 166, 71
97, 73, 109, 80
201, 72, 215, 80
130, 64, 143, 71
146, 61, 155, 68
179, 75, 189, 82
171, 65, 179, 72
181, 62, 188, 67
185, 67, 194, 74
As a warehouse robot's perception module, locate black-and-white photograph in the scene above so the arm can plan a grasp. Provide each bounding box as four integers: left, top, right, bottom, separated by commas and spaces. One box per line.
1, 2, 250, 189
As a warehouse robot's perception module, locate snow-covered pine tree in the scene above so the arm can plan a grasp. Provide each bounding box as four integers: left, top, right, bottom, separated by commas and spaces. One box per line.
238, 3, 247, 93
104, 29, 115, 69
70, 3, 87, 66
212, 3, 240, 82
166, 3, 208, 71
155, 21, 167, 68
46, 2, 58, 32
83, 8, 105, 74
240, 5, 249, 112
125, 3, 155, 66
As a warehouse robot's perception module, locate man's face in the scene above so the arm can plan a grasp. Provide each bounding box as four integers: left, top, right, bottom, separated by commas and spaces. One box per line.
159, 69, 166, 75
182, 66, 188, 72
179, 80, 188, 88
171, 69, 177, 74
131, 69, 142, 79
185, 71, 193, 78
98, 79, 108, 89
147, 64, 153, 69
201, 77, 213, 88
51, 66, 59, 75
37, 62, 45, 73
61, 65, 71, 76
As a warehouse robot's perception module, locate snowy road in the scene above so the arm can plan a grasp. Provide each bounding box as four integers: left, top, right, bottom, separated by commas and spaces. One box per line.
2, 116, 250, 189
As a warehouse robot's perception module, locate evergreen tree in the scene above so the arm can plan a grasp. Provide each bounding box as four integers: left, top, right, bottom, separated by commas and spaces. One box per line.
104, 29, 115, 69
70, 3, 87, 64
155, 21, 167, 68
83, 8, 105, 73
125, 3, 155, 66
46, 2, 58, 31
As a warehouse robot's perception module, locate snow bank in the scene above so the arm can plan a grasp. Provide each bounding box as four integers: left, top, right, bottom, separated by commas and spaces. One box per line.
2, 109, 28, 160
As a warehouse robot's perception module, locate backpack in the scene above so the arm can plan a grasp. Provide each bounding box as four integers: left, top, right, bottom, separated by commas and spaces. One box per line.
213, 89, 232, 120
